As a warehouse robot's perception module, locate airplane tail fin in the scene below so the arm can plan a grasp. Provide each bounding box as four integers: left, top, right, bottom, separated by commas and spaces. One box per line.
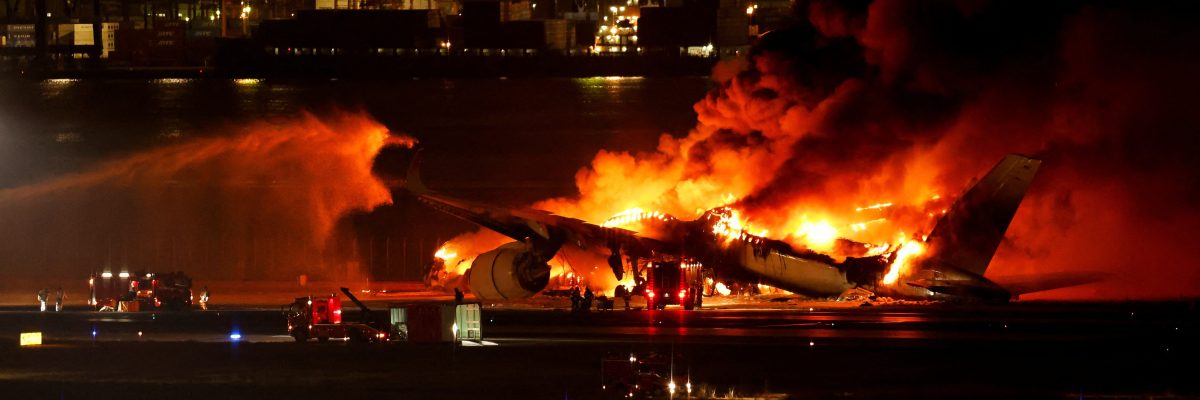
403, 150, 431, 194
922, 154, 1041, 277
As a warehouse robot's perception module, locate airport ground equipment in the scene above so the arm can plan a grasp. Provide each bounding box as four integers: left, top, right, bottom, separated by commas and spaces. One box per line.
283, 292, 391, 343
88, 271, 193, 311
390, 302, 482, 343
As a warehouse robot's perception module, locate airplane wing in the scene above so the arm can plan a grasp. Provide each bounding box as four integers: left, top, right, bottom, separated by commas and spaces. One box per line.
402, 154, 675, 278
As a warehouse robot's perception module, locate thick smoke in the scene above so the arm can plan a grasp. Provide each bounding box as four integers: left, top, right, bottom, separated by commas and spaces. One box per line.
531, 0, 1199, 298
0, 112, 413, 281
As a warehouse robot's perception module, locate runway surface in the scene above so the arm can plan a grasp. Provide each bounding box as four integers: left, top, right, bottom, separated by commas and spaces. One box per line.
0, 300, 1196, 399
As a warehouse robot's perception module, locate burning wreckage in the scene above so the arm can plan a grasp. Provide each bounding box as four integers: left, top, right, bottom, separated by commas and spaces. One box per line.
412, 154, 1096, 303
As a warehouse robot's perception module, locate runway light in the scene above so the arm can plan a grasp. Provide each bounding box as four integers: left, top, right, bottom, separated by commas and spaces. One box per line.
20, 332, 42, 346
229, 332, 242, 341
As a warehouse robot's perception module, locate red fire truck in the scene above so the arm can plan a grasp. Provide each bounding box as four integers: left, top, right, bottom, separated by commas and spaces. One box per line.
284, 288, 392, 343
643, 261, 703, 310
88, 271, 193, 311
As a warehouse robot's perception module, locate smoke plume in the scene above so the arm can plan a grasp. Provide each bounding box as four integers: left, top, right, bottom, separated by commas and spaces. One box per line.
443, 1, 1200, 299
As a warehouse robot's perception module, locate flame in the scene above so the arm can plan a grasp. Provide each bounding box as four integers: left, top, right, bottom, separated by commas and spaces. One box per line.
855, 202, 893, 212
882, 236, 926, 285
794, 220, 838, 251
434, 246, 457, 262
714, 282, 732, 296
600, 207, 674, 228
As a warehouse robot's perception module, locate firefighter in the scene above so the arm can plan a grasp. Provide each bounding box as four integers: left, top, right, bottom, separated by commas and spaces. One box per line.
614, 285, 628, 310
583, 287, 594, 313
569, 286, 582, 312
199, 286, 210, 310
621, 286, 633, 310
454, 288, 464, 304
54, 287, 64, 312
37, 288, 49, 312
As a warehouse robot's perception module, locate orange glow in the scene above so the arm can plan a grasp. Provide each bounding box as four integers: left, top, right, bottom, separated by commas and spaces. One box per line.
0, 112, 414, 281
882, 236, 926, 285
434, 246, 457, 262
794, 220, 838, 251
600, 207, 674, 228
855, 202, 893, 212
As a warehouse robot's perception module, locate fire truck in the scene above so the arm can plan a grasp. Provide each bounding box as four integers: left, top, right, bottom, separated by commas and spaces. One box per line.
643, 260, 703, 310
284, 287, 393, 343
88, 271, 193, 311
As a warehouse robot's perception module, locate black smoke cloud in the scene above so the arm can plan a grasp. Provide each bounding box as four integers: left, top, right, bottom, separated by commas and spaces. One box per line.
730, 0, 1200, 298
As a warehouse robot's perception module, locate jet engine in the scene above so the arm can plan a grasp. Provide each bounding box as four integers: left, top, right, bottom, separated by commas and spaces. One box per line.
467, 242, 552, 300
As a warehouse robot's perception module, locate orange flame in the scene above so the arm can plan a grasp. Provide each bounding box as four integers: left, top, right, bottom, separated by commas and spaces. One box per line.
882, 235, 926, 285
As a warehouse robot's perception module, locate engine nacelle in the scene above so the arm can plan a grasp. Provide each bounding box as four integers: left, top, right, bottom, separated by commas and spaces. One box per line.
467, 242, 552, 300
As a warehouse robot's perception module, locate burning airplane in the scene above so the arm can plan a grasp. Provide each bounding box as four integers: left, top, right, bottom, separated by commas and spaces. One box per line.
408, 152, 1097, 302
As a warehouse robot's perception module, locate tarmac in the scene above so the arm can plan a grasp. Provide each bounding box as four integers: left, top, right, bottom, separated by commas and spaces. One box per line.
0, 294, 1196, 399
